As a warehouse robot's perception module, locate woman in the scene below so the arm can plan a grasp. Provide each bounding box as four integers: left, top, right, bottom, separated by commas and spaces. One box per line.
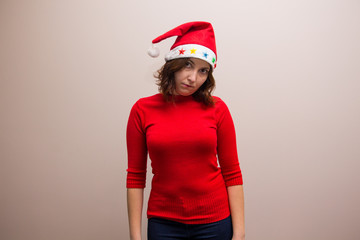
126, 21, 245, 240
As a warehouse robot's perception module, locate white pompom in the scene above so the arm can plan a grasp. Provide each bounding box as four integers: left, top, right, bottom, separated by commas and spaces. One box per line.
147, 45, 160, 58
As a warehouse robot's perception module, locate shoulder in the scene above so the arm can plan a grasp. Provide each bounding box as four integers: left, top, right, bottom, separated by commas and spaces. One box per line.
128, 94, 163, 121
212, 96, 233, 121
212, 96, 228, 109
132, 93, 164, 108
135, 93, 163, 104
129, 93, 166, 117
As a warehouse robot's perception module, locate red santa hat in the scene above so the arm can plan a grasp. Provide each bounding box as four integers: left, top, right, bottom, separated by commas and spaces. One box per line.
148, 21, 217, 69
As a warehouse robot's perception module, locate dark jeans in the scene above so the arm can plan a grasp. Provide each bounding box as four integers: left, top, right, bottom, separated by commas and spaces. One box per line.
147, 215, 233, 240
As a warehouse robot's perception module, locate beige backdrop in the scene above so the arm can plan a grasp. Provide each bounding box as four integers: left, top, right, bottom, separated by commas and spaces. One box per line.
1, 0, 359, 239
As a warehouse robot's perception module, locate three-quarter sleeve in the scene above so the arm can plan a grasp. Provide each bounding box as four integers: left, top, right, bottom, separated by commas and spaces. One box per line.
126, 102, 148, 188
216, 100, 243, 186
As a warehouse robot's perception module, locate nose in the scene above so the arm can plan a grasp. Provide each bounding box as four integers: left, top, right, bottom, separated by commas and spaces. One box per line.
187, 69, 197, 82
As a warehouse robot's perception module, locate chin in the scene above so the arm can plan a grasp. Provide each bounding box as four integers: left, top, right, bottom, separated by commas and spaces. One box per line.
175, 88, 196, 96
179, 92, 193, 96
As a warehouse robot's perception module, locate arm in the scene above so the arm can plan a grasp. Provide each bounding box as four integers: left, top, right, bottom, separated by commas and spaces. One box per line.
127, 188, 144, 240
126, 102, 148, 240
227, 185, 245, 240
215, 99, 245, 239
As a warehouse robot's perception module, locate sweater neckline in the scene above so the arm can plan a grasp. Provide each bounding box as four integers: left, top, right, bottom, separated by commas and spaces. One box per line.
160, 93, 195, 103
171, 94, 194, 102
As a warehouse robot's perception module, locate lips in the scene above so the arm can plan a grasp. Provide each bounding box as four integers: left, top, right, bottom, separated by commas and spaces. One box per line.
182, 83, 193, 88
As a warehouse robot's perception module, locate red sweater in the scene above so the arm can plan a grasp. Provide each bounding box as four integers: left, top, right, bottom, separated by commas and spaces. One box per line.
126, 93, 243, 224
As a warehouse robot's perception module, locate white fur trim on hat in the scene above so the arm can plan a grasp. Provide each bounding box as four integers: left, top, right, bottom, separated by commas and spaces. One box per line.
165, 44, 217, 69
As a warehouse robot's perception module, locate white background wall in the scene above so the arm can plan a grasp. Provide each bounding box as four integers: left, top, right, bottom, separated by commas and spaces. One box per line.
1, 0, 359, 239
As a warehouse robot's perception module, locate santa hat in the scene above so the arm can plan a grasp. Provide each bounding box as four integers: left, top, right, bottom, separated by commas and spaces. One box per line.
148, 21, 217, 69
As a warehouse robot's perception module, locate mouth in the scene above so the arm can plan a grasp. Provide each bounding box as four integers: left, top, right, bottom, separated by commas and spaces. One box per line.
182, 83, 193, 88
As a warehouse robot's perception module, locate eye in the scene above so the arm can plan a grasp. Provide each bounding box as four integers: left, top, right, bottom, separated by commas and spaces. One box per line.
185, 61, 192, 68
200, 68, 209, 75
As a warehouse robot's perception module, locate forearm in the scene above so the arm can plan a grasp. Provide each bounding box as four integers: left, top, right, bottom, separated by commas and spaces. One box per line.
227, 185, 245, 240
127, 188, 144, 240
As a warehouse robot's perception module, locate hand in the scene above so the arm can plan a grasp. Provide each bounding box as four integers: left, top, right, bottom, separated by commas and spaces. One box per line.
232, 237, 245, 240
232, 233, 245, 240
130, 237, 142, 240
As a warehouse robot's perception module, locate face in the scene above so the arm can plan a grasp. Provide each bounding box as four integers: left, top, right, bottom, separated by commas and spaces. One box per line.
173, 58, 210, 96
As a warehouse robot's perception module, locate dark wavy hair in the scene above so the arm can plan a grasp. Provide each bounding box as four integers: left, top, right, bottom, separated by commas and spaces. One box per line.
155, 58, 216, 106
